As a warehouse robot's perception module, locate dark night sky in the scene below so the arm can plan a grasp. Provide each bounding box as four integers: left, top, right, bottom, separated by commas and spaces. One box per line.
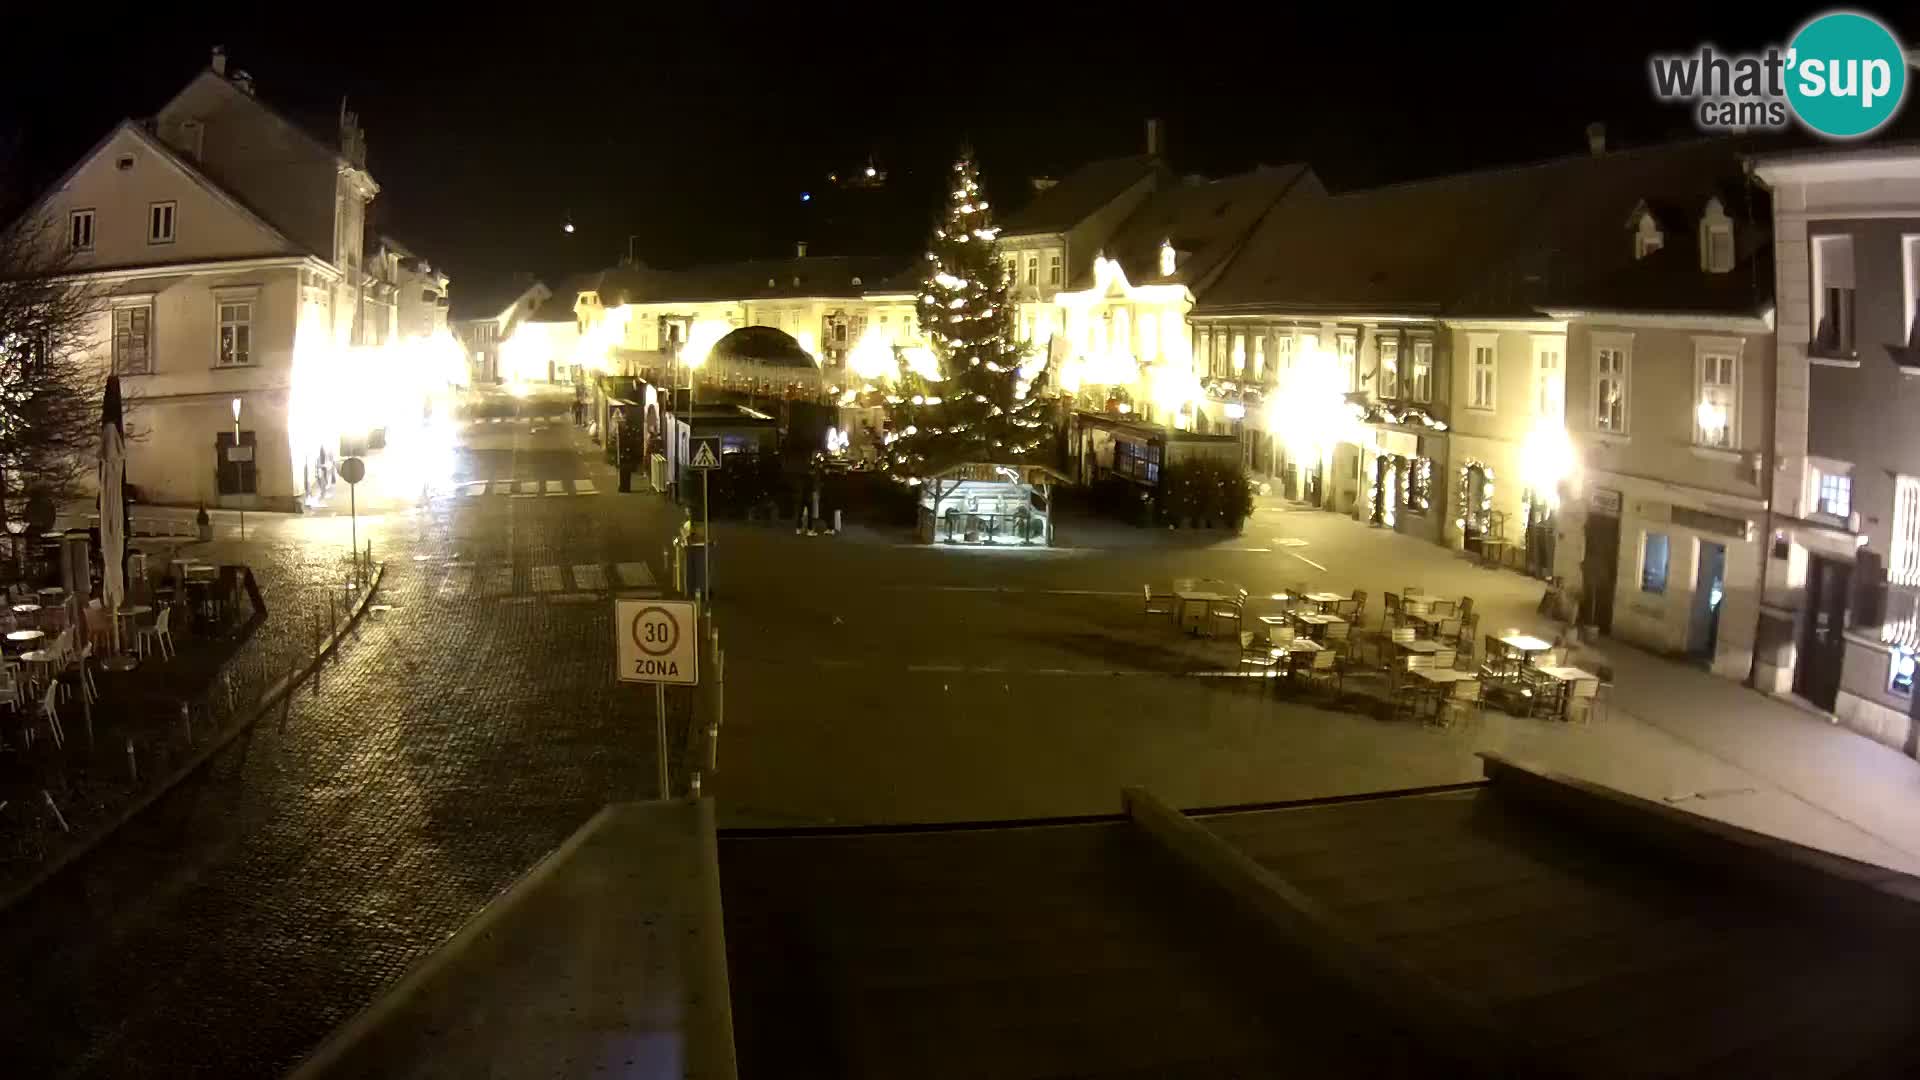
3, 5, 1916, 302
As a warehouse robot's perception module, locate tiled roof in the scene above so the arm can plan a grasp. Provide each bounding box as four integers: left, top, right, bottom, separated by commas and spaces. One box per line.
1198, 137, 1776, 319
997, 154, 1167, 237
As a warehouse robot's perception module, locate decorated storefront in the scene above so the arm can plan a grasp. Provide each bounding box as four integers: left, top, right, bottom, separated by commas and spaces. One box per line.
1357, 403, 1449, 543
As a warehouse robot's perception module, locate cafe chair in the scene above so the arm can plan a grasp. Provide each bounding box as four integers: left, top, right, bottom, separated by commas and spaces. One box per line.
1427, 599, 1456, 617
1209, 590, 1248, 638
1437, 617, 1462, 647
136, 608, 176, 662
1349, 590, 1367, 623
37, 681, 63, 749
1431, 647, 1457, 670
1592, 665, 1615, 722
1300, 648, 1340, 694
1142, 584, 1174, 620
1434, 678, 1483, 730
1390, 626, 1416, 646
1239, 631, 1281, 678
1566, 676, 1599, 724
1321, 620, 1349, 659
1382, 592, 1401, 631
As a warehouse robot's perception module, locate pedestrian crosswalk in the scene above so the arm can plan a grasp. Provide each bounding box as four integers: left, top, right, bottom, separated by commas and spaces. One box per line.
450, 477, 600, 498
432, 559, 657, 601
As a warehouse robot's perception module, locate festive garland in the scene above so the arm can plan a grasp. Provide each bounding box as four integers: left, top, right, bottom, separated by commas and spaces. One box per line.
1453, 460, 1495, 533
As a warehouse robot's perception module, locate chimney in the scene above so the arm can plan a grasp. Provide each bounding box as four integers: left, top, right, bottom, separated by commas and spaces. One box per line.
1146, 117, 1163, 157
233, 70, 255, 97
1586, 121, 1606, 156
796, 241, 808, 258
211, 45, 227, 76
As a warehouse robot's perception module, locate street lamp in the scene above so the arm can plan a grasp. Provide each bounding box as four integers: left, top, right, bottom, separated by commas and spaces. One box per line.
231, 397, 244, 541
5, 520, 23, 579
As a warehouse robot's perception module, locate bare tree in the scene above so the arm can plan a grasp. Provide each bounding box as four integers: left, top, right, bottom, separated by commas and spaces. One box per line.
0, 206, 107, 533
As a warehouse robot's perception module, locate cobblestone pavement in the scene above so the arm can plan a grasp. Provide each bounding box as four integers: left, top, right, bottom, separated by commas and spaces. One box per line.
0, 393, 686, 1077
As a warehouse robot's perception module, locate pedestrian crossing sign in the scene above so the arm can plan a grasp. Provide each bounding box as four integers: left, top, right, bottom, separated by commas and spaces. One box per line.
689, 437, 721, 470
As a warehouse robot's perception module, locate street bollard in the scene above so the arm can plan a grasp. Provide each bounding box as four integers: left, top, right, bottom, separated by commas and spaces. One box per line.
126, 738, 138, 783
180, 700, 192, 743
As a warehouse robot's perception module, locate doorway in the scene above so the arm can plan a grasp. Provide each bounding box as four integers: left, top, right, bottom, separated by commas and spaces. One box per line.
1581, 512, 1620, 632
1795, 555, 1852, 710
1687, 540, 1726, 662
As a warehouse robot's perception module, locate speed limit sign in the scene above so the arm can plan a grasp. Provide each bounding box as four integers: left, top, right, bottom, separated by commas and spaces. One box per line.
616, 598, 697, 685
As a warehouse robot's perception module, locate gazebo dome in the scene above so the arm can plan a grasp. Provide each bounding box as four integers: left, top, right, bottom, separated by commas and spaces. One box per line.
711, 326, 815, 369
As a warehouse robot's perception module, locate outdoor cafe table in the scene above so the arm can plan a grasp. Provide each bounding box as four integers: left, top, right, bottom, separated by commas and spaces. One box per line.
1497, 634, 1554, 662
19, 647, 57, 685
1174, 590, 1224, 635
6, 629, 45, 655
1286, 610, 1345, 640
1535, 664, 1600, 717
36, 586, 65, 602
113, 604, 153, 638
10, 603, 40, 618
1303, 591, 1346, 612
1392, 638, 1441, 655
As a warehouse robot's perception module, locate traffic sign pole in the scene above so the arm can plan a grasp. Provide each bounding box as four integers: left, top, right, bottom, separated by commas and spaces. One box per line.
656, 683, 669, 797
616, 597, 700, 801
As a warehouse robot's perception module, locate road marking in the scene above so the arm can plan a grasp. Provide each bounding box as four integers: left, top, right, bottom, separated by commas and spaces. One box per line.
1289, 552, 1329, 572
572, 564, 606, 591
900, 585, 1136, 597
489, 417, 502, 424
907, 664, 965, 672
530, 565, 564, 592
1223, 547, 1272, 553
1272, 537, 1308, 547
615, 562, 655, 587
543, 480, 563, 494
575, 479, 597, 495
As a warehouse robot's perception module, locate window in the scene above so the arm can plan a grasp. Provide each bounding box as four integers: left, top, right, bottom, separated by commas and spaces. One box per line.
1699, 197, 1732, 273
69, 209, 95, 252
1815, 469, 1852, 519
1336, 332, 1356, 391
112, 304, 152, 375
1231, 332, 1246, 374
1468, 334, 1496, 410
1641, 533, 1670, 594
1633, 212, 1664, 259
1048, 252, 1062, 286
218, 301, 253, 366
1894, 476, 1920, 587
1694, 341, 1739, 448
1533, 337, 1564, 419
148, 201, 176, 244
1408, 339, 1432, 402
1377, 336, 1399, 398
1593, 335, 1630, 434
1252, 335, 1266, 381
1194, 328, 1210, 372
1275, 332, 1295, 375
1812, 234, 1855, 356
1891, 649, 1915, 696
1114, 439, 1161, 485
1026, 256, 1038, 286
1159, 241, 1176, 278
1003, 257, 1016, 285
1904, 235, 1920, 350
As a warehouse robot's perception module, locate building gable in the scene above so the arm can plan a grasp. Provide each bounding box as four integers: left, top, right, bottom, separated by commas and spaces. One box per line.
14, 120, 299, 271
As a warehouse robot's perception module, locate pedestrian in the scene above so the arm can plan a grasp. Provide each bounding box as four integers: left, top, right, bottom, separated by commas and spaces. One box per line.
808, 459, 822, 536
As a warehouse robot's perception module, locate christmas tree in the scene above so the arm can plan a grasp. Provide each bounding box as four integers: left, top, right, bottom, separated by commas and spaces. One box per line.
886, 151, 1051, 479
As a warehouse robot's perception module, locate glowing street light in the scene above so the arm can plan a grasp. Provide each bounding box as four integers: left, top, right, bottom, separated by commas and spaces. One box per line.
231, 396, 245, 540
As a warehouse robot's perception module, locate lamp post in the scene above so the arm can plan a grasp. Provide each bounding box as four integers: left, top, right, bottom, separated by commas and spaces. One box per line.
5, 520, 23, 579
231, 397, 245, 541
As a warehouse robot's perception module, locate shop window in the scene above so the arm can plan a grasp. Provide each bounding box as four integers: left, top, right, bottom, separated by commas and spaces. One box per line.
1892, 649, 1915, 696
1641, 532, 1669, 594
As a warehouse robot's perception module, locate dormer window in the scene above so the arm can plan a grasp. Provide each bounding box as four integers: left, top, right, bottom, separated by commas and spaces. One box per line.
1632, 209, 1664, 260
1159, 240, 1176, 278
1700, 197, 1734, 274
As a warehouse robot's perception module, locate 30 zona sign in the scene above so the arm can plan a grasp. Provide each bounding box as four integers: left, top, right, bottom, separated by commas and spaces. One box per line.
616, 598, 698, 685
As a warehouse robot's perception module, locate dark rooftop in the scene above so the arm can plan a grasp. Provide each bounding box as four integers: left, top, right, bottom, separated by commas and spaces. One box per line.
1199, 137, 1777, 319
1086, 164, 1320, 296
997, 154, 1167, 237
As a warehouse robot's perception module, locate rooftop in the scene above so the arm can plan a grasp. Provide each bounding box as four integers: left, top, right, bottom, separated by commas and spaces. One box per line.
997, 154, 1167, 237
1199, 137, 1778, 319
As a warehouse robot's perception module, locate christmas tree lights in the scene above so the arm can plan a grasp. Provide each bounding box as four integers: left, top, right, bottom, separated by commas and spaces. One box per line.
887, 151, 1051, 476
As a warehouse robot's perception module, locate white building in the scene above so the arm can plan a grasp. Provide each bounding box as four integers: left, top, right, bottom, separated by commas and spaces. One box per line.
453, 276, 550, 384
13, 48, 382, 511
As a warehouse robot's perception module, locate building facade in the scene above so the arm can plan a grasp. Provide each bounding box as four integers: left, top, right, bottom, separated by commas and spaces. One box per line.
452, 276, 550, 384
1753, 146, 1920, 758
13, 48, 386, 512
